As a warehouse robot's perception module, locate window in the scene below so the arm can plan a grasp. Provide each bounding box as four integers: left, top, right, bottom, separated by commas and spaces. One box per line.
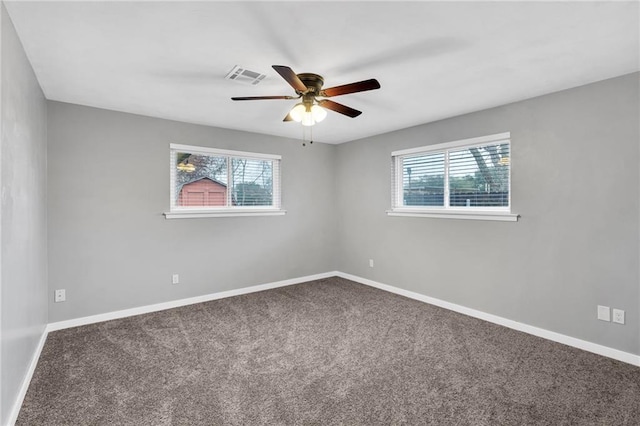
165, 144, 284, 218
389, 132, 517, 221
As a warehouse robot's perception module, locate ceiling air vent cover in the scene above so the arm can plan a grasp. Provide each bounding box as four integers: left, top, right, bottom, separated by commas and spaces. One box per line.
225, 65, 267, 85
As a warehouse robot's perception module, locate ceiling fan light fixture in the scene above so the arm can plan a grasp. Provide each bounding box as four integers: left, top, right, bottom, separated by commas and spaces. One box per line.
311, 104, 327, 123
289, 103, 326, 127
289, 103, 306, 123
301, 113, 315, 127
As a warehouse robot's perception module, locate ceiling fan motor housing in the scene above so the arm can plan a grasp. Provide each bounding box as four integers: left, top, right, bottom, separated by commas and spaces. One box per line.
296, 73, 324, 95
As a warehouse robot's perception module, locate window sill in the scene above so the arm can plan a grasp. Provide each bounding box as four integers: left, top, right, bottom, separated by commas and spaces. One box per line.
386, 209, 519, 222
164, 209, 286, 219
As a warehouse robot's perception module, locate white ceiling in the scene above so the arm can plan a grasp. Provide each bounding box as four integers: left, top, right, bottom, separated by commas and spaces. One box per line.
5, 1, 639, 144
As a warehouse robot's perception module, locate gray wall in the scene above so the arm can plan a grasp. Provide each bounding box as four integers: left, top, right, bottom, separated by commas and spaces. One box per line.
0, 3, 48, 425
336, 73, 640, 356
47, 102, 337, 323
48, 74, 640, 357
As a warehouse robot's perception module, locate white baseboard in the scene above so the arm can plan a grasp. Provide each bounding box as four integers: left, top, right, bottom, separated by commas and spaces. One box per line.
47, 271, 337, 332
7, 326, 48, 426
336, 271, 640, 367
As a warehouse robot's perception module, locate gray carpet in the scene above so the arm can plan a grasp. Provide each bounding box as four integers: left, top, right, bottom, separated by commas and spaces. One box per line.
17, 277, 640, 425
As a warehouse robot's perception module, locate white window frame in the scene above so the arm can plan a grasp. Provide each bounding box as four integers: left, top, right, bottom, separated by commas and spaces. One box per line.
164, 143, 285, 219
387, 132, 518, 222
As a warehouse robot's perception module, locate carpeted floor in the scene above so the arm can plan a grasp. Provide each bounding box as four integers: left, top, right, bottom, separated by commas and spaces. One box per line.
17, 277, 640, 425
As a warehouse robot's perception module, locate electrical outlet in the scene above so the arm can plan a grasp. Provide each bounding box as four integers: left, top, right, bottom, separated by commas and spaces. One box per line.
369, 259, 374, 268
597, 305, 610, 322
172, 274, 179, 285
612, 309, 625, 325
54, 289, 66, 303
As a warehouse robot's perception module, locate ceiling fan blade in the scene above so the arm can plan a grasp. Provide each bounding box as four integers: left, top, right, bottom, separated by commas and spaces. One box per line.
231, 95, 297, 101
272, 65, 308, 92
320, 79, 380, 97
318, 99, 362, 118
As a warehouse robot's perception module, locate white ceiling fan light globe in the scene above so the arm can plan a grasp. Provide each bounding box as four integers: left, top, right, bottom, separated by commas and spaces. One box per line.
311, 104, 327, 122
289, 103, 305, 122
301, 112, 315, 126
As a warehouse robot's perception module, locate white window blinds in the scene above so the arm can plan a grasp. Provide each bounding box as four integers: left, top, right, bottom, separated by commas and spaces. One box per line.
392, 133, 511, 212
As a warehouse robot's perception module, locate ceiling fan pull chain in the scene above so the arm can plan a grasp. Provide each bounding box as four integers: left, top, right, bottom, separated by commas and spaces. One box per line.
301, 126, 313, 147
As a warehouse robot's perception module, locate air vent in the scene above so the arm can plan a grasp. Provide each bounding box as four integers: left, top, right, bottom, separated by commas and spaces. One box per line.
225, 65, 267, 85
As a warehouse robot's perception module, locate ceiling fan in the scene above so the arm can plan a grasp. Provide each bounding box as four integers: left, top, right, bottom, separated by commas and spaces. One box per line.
231, 65, 381, 126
